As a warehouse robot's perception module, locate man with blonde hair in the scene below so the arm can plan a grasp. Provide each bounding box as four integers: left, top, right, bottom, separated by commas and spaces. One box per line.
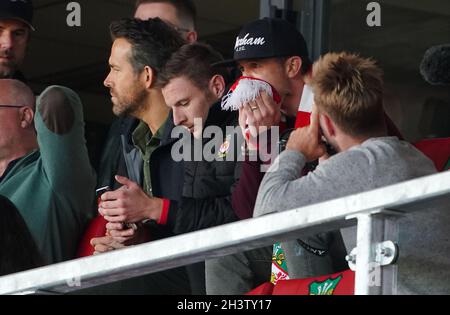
254, 52, 436, 281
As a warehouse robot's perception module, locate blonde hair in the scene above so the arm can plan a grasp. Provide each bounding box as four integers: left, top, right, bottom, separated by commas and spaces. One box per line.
312, 52, 385, 137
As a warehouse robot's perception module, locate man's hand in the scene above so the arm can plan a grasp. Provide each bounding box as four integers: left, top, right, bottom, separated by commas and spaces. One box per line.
106, 222, 152, 246
91, 236, 125, 255
239, 92, 281, 140
99, 175, 163, 223
286, 106, 326, 162
106, 222, 137, 243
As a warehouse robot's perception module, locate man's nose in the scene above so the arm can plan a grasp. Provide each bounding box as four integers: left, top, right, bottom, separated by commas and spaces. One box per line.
104, 73, 112, 88
173, 108, 186, 126
0, 32, 14, 51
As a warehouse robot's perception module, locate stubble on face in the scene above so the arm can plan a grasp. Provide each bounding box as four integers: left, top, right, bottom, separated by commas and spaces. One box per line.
0, 52, 19, 78
0, 20, 29, 78
111, 82, 147, 118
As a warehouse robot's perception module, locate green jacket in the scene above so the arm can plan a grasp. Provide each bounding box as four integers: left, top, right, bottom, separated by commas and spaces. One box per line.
0, 86, 96, 264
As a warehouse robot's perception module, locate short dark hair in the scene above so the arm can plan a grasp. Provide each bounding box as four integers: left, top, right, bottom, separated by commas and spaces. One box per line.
135, 0, 197, 29
109, 18, 185, 77
158, 43, 229, 90
0, 195, 44, 276
300, 56, 313, 75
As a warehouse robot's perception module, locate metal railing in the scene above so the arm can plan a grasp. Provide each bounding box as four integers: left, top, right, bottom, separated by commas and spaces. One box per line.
1, 171, 449, 295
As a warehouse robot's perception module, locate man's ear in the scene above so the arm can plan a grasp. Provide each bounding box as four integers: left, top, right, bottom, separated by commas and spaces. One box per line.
142, 66, 155, 89
285, 56, 302, 78
209, 74, 226, 98
19, 107, 35, 129
321, 113, 336, 138
186, 31, 198, 43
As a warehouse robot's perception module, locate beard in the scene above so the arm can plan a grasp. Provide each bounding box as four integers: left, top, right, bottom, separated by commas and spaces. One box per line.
0, 60, 18, 78
111, 86, 147, 117
0, 50, 19, 78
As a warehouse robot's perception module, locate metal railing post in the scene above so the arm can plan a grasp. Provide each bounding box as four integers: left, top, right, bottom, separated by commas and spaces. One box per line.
352, 210, 400, 295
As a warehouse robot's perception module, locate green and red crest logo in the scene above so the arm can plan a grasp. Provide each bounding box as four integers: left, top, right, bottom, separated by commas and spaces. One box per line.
309, 275, 342, 295
218, 135, 232, 158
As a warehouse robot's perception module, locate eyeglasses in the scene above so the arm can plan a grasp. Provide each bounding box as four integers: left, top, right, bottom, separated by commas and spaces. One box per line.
0, 105, 25, 109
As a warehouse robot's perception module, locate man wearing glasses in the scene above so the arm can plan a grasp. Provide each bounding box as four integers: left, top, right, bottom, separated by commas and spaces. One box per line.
0, 79, 96, 264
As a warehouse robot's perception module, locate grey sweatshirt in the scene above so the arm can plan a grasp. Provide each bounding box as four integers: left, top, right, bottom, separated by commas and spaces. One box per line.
254, 137, 439, 294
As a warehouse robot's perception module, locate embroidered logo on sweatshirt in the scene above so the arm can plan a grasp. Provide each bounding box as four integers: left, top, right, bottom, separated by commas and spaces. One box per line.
218, 135, 232, 158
